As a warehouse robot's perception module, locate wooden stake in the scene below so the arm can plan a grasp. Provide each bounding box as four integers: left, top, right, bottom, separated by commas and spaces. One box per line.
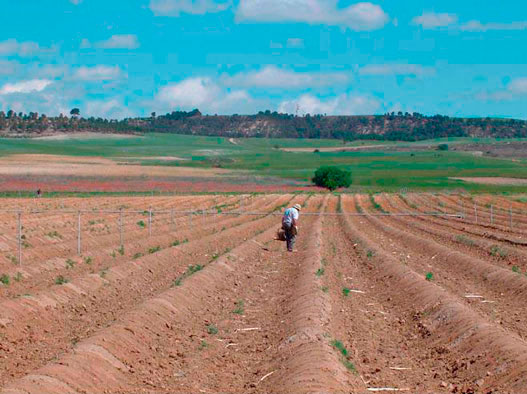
148, 207, 152, 237
119, 208, 123, 249
17, 212, 22, 265
77, 211, 81, 255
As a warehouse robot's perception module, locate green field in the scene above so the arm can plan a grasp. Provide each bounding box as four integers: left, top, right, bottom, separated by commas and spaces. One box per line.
1, 133, 527, 193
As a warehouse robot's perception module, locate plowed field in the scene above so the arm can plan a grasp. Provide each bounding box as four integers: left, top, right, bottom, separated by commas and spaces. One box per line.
1, 193, 527, 393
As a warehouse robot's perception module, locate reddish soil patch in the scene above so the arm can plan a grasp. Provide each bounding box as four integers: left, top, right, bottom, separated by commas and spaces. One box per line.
2, 193, 527, 392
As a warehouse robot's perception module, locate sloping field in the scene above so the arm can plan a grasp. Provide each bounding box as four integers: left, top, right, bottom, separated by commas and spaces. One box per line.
1, 194, 527, 392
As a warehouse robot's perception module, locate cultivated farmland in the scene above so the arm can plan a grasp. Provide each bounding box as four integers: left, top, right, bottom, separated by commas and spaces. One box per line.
1, 193, 527, 392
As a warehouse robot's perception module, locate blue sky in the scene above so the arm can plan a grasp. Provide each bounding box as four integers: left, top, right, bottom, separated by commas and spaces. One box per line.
0, 0, 526, 119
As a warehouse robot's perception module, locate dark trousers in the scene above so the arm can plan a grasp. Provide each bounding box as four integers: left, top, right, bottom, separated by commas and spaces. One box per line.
283, 224, 296, 251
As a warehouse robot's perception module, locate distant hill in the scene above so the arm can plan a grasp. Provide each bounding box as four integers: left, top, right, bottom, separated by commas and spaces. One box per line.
1, 109, 526, 141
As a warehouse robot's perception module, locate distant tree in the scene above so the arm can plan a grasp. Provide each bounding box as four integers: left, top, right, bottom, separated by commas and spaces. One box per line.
437, 144, 449, 151
312, 166, 352, 191
151, 112, 156, 118
70, 108, 80, 117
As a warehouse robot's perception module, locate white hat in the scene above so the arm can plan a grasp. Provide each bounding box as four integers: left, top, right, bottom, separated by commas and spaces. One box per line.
293, 204, 301, 211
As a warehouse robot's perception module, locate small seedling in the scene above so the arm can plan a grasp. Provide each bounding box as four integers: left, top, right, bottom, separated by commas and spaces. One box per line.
315, 268, 325, 277
321, 286, 329, 293
66, 259, 76, 269
0, 274, 10, 285
342, 359, 357, 373
342, 288, 351, 297
118, 245, 125, 256
512, 266, 521, 274
55, 275, 69, 285
455, 235, 475, 246
425, 272, 434, 281
233, 300, 245, 315
137, 220, 146, 228
366, 250, 375, 258
490, 245, 508, 259
330, 339, 358, 374
172, 240, 180, 247
84, 256, 93, 265
207, 324, 219, 335
133, 252, 144, 260
172, 278, 183, 287
198, 340, 208, 350
47, 231, 62, 239
100, 269, 109, 278
14, 272, 22, 282
148, 246, 161, 254
331, 340, 348, 357
110, 251, 116, 258
187, 265, 203, 274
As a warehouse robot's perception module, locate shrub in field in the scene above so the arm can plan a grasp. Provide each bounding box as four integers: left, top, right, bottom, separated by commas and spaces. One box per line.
490, 245, 508, 259
148, 246, 161, 254
312, 166, 352, 191
233, 299, 245, 315
437, 144, 449, 151
342, 288, 351, 297
1, 274, 10, 285
55, 275, 69, 285
207, 324, 219, 335
137, 220, 146, 228
316, 268, 325, 277
425, 272, 434, 281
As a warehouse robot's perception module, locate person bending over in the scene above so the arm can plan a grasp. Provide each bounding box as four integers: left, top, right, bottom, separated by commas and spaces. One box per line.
282, 204, 301, 252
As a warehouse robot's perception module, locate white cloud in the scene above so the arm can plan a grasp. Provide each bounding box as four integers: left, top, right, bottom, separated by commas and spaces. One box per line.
222, 66, 350, 89
73, 65, 124, 81
412, 12, 458, 29
0, 79, 52, 95
359, 64, 435, 77
460, 20, 527, 32
279, 93, 380, 115
287, 38, 304, 48
149, 0, 231, 16
0, 39, 43, 56
70, 0, 83, 4
157, 77, 221, 107
236, 0, 389, 31
155, 77, 256, 114
84, 99, 134, 119
0, 60, 19, 75
508, 78, 527, 95
82, 35, 139, 49
476, 77, 527, 101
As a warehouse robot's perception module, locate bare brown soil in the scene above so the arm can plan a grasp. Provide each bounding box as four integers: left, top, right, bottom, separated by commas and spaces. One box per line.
452, 177, 527, 186
2, 193, 527, 392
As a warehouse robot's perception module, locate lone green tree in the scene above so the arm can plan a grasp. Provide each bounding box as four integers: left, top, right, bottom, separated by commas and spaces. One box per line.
312, 166, 352, 191
70, 108, 80, 117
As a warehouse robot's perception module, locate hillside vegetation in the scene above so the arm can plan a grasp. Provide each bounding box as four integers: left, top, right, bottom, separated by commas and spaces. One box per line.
1, 109, 526, 141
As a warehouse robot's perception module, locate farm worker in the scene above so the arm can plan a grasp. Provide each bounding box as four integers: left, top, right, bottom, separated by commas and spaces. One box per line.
282, 204, 301, 252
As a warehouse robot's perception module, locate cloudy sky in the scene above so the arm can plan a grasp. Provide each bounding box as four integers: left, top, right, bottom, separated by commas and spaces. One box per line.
0, 0, 526, 119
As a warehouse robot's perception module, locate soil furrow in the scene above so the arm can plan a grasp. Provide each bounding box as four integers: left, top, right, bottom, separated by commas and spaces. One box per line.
358, 194, 527, 342
0, 195, 298, 386
340, 194, 527, 392
1, 197, 312, 393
